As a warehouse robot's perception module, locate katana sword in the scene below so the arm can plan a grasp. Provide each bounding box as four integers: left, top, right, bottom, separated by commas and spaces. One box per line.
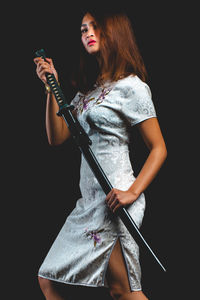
35, 48, 166, 272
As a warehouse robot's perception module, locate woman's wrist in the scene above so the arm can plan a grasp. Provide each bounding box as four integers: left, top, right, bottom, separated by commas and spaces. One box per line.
127, 185, 141, 199
44, 80, 60, 94
45, 84, 51, 94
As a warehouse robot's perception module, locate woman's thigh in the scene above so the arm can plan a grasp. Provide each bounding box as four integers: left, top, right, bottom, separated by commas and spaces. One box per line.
105, 238, 131, 295
105, 241, 149, 300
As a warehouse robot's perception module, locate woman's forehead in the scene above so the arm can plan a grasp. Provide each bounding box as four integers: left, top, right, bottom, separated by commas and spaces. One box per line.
81, 13, 95, 27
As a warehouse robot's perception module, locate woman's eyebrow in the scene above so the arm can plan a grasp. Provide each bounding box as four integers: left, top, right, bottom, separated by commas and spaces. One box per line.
81, 21, 95, 28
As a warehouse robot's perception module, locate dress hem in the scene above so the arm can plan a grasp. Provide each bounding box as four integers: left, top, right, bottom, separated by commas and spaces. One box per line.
38, 273, 142, 292
38, 235, 142, 292
38, 273, 108, 289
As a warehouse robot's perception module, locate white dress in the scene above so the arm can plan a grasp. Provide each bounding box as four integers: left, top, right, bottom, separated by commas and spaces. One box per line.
38, 75, 157, 291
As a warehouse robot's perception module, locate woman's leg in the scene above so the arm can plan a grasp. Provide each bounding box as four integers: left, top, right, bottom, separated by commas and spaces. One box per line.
38, 277, 65, 300
105, 239, 149, 300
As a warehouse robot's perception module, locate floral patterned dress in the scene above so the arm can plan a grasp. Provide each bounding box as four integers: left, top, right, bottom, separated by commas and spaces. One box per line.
38, 75, 157, 291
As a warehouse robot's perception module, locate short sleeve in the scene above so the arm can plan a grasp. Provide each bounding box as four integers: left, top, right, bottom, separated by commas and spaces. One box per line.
120, 81, 157, 127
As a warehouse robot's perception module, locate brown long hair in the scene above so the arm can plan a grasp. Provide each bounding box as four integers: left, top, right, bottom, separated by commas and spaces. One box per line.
71, 9, 147, 94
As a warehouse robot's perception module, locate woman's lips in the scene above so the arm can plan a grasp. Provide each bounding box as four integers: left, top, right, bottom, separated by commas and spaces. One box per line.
88, 40, 96, 46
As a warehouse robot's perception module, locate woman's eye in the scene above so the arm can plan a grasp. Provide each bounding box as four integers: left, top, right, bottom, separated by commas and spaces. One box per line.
81, 28, 87, 34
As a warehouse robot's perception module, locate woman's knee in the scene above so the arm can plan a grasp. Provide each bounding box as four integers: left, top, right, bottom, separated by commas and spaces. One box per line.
109, 284, 125, 300
38, 276, 52, 293
109, 288, 149, 300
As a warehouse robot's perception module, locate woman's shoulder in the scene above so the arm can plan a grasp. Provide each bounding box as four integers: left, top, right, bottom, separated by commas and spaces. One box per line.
114, 75, 152, 98
117, 75, 149, 88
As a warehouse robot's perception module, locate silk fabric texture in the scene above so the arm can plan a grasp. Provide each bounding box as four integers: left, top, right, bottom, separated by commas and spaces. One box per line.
38, 75, 157, 291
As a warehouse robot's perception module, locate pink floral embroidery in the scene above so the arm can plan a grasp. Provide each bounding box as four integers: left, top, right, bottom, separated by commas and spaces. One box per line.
85, 228, 104, 247
77, 87, 112, 114
96, 88, 111, 104
82, 97, 95, 111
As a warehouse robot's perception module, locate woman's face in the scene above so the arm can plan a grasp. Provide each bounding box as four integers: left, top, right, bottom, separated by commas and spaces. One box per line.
81, 13, 100, 54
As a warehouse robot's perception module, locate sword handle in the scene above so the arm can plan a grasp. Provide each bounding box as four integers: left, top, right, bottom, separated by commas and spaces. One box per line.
35, 48, 67, 108
35, 49, 92, 147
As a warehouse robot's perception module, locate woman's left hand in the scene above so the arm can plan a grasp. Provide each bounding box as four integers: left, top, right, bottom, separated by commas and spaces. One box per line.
105, 188, 138, 213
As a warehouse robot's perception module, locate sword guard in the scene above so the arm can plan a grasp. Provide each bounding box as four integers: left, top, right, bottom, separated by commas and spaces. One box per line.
57, 104, 74, 116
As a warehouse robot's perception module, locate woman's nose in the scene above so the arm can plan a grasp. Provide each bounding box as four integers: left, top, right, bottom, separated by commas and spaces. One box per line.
87, 27, 94, 38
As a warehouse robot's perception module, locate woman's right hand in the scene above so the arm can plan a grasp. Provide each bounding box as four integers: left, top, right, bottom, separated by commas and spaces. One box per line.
33, 57, 58, 85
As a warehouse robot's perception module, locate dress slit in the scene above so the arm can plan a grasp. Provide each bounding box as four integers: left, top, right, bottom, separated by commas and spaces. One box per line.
102, 236, 119, 286
102, 235, 131, 291
119, 238, 132, 290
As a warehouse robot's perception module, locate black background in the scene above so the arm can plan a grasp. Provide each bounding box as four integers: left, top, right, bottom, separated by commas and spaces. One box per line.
3, 1, 198, 299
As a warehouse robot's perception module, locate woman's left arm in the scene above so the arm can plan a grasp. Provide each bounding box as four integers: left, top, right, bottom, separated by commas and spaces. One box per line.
105, 117, 167, 213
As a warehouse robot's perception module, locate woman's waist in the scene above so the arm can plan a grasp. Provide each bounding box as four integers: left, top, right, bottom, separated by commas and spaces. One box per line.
90, 140, 129, 153
81, 147, 132, 164
80, 163, 135, 192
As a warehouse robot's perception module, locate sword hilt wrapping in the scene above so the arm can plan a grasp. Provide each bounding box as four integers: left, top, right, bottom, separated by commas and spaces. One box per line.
35, 48, 68, 109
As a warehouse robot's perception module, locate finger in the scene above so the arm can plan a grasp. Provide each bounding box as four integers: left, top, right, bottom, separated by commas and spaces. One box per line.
113, 203, 121, 213
106, 188, 118, 200
37, 60, 49, 68
36, 61, 45, 73
107, 193, 116, 206
109, 197, 119, 209
36, 60, 52, 72
34, 57, 40, 64
44, 58, 58, 79
45, 57, 52, 64
105, 190, 113, 202
45, 58, 55, 70
38, 63, 52, 74
38, 68, 53, 80
108, 189, 119, 205
34, 57, 43, 65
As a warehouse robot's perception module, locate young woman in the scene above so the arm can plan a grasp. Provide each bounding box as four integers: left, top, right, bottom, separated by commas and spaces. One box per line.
34, 9, 167, 300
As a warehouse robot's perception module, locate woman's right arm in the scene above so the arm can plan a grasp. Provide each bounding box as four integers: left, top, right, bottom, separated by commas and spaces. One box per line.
34, 57, 71, 145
